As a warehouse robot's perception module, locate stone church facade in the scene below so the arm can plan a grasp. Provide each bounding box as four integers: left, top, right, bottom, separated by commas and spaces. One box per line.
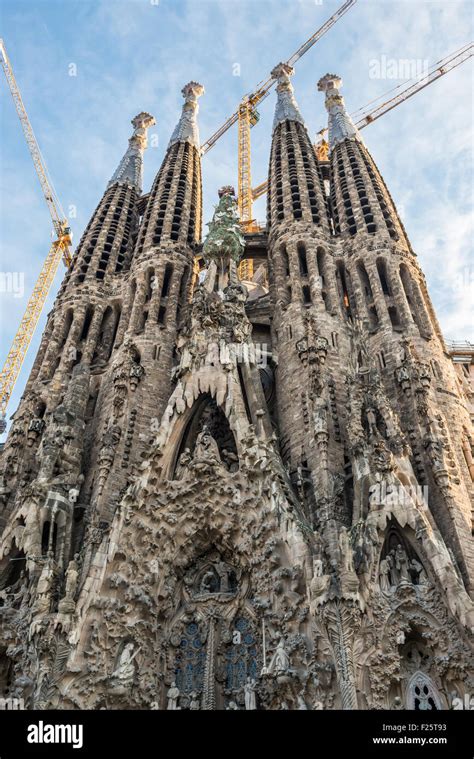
0, 66, 472, 711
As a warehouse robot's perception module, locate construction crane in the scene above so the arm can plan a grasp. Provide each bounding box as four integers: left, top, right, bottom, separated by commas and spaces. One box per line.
0, 39, 73, 433
251, 42, 474, 202
201, 0, 358, 230
351, 41, 473, 129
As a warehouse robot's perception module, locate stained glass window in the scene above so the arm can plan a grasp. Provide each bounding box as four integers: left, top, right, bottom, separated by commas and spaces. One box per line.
225, 617, 258, 690
174, 622, 206, 694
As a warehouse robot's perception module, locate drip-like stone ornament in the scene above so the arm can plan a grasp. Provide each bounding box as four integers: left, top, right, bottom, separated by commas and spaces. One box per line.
317, 73, 362, 150
168, 81, 205, 149
271, 62, 305, 131
108, 111, 156, 191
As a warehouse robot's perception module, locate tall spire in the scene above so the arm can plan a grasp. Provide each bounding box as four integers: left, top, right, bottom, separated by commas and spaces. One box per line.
108, 112, 155, 193
168, 81, 205, 149
267, 63, 331, 232
317, 74, 361, 150
271, 63, 305, 131
65, 112, 155, 286
134, 82, 204, 255
317, 73, 414, 245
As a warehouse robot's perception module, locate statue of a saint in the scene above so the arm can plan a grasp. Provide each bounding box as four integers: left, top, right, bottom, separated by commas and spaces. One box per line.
410, 557, 428, 586
244, 677, 257, 710
167, 681, 180, 710
313, 558, 324, 578
395, 544, 410, 583
379, 558, 391, 592
200, 569, 218, 594
193, 427, 221, 467
339, 527, 354, 573
64, 554, 79, 601
268, 638, 290, 674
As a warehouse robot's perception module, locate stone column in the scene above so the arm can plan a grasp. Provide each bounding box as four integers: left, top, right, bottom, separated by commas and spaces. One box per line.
321, 601, 360, 710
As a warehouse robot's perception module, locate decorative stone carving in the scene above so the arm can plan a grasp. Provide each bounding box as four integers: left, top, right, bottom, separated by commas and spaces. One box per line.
27, 417, 45, 447
97, 424, 122, 496
166, 681, 180, 710
109, 641, 139, 694
244, 677, 257, 710
129, 362, 144, 392
406, 672, 442, 711
267, 638, 290, 675
58, 554, 79, 614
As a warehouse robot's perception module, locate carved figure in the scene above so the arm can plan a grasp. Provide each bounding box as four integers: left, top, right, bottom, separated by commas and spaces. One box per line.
167, 681, 180, 710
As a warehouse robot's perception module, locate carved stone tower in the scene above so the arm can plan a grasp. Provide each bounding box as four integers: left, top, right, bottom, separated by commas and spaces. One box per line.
317, 74, 473, 589
0, 72, 472, 713
0, 112, 155, 529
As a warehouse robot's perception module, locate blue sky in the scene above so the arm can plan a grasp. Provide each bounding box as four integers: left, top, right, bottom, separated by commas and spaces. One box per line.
0, 0, 473, 434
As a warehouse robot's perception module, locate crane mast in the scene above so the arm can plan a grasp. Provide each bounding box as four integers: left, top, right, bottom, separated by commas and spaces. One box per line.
238, 100, 258, 226
0, 39, 72, 432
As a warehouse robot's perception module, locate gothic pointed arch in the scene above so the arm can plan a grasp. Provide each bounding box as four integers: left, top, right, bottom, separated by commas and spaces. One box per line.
406, 671, 443, 711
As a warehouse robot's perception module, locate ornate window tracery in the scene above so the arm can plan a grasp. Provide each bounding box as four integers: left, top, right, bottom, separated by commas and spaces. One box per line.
406, 672, 442, 711
225, 617, 258, 691
174, 622, 206, 695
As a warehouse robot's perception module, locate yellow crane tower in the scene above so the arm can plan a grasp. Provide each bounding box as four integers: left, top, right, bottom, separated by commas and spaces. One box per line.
0, 39, 72, 433
201, 0, 358, 231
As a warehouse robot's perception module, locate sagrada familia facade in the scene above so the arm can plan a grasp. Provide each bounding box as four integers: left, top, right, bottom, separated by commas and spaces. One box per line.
0, 65, 472, 711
